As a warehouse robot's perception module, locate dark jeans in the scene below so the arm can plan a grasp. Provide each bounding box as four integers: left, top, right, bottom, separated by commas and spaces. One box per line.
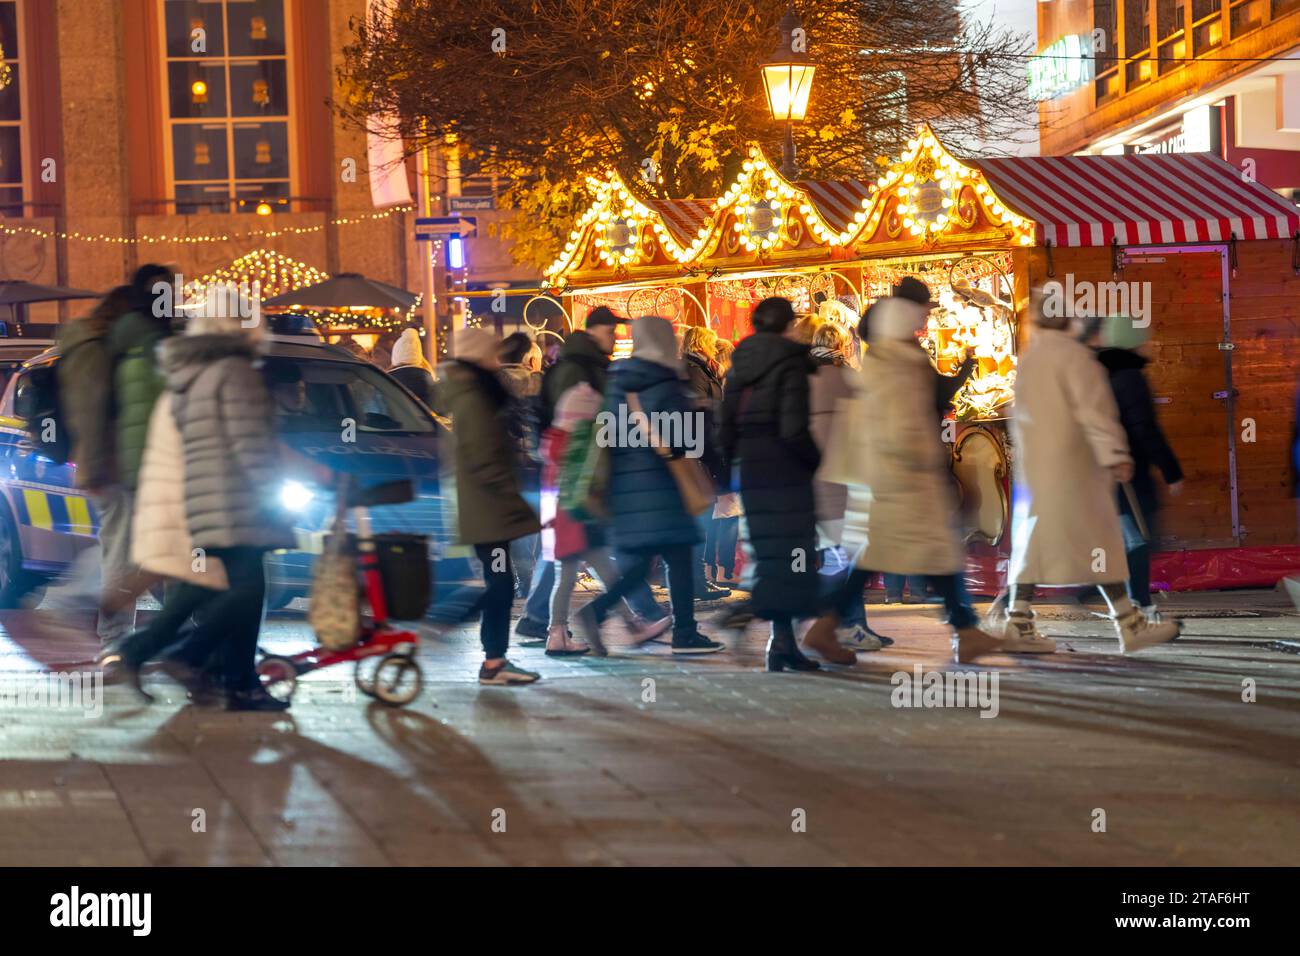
827, 566, 872, 627
883, 573, 929, 599
589, 545, 695, 640
119, 546, 269, 692
705, 516, 739, 575
473, 541, 515, 659
927, 574, 978, 630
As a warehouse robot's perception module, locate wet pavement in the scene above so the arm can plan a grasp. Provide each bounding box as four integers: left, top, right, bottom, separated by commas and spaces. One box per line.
0, 586, 1295, 866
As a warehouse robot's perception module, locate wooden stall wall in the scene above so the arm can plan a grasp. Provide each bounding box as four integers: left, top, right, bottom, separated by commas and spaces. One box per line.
1020, 239, 1300, 556
1227, 238, 1300, 548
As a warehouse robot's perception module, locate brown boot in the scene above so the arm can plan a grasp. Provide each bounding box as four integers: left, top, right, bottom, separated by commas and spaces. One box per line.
801, 614, 856, 665
954, 626, 1002, 664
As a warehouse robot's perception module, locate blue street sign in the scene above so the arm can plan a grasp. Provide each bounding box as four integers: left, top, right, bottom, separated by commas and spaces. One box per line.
415, 216, 478, 241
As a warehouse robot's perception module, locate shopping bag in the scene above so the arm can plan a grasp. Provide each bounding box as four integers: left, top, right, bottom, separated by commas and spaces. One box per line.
559, 418, 610, 522
626, 391, 714, 517
307, 512, 361, 650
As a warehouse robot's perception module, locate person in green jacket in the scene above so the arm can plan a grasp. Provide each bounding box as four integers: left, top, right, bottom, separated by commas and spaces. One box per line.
56, 285, 135, 643
111, 264, 175, 491
437, 327, 542, 686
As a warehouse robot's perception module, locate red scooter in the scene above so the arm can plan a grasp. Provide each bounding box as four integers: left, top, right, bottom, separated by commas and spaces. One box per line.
256, 478, 428, 707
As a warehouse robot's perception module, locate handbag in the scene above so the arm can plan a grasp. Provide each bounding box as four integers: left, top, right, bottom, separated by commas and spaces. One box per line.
307, 502, 361, 651
626, 391, 714, 517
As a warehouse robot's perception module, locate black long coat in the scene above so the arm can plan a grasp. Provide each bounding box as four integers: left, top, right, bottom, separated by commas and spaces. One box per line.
1096, 347, 1183, 523
719, 333, 821, 618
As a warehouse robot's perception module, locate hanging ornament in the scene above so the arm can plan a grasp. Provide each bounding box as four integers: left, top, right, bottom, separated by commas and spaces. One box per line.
194, 141, 211, 166
252, 78, 269, 107
0, 45, 10, 91
190, 79, 208, 104
254, 139, 271, 164
250, 16, 268, 41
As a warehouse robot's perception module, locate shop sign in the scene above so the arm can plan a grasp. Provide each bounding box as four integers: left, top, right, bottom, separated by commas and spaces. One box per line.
1027, 34, 1096, 101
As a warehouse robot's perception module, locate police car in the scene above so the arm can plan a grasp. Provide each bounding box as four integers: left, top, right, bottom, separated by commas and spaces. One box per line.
0, 331, 473, 612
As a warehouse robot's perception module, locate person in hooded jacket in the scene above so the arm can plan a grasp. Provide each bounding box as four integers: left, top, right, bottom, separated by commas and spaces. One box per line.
574, 316, 725, 656
1093, 314, 1183, 618
102, 291, 300, 710
438, 327, 544, 684
718, 297, 831, 671
516, 308, 666, 642
388, 327, 436, 409
827, 283, 1004, 664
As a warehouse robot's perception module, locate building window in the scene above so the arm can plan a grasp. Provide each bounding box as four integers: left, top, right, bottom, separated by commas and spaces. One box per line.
0, 1, 24, 218
161, 0, 292, 214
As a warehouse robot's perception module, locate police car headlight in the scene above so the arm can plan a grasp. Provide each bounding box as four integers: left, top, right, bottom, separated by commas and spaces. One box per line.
279, 480, 315, 512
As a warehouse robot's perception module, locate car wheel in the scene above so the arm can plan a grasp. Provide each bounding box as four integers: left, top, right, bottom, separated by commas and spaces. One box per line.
0, 505, 40, 609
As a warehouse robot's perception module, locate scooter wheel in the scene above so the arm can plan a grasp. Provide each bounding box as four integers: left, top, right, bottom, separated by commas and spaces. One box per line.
256, 655, 299, 702
372, 653, 422, 707
354, 656, 381, 698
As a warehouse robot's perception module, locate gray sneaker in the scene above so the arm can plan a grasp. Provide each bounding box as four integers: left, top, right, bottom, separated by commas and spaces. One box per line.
478, 659, 541, 685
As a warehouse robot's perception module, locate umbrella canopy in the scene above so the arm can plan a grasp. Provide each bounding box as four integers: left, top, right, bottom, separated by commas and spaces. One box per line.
0, 280, 99, 306
261, 272, 418, 310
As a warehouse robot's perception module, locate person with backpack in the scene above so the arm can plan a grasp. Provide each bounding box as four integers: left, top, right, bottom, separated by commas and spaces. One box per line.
54, 284, 137, 643
515, 308, 666, 643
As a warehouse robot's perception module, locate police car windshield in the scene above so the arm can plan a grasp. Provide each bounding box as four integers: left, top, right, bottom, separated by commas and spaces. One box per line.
263, 356, 435, 435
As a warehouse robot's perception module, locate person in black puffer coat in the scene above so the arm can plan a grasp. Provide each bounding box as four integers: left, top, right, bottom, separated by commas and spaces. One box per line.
1094, 317, 1183, 614
574, 316, 725, 656
718, 297, 824, 672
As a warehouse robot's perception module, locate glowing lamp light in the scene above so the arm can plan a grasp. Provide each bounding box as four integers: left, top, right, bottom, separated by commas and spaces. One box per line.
255, 202, 272, 216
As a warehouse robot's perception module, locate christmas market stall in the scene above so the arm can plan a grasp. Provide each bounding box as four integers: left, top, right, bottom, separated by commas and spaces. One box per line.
543, 125, 1300, 592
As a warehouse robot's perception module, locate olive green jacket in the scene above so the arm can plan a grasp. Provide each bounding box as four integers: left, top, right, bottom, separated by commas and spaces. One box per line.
436, 360, 540, 546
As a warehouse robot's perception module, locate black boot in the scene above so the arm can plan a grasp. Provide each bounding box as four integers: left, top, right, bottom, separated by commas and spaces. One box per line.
98, 645, 154, 704
226, 685, 290, 712
765, 620, 819, 673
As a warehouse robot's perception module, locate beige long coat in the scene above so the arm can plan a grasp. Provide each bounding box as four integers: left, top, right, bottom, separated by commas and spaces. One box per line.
840, 338, 966, 576
131, 399, 228, 589
1008, 327, 1131, 586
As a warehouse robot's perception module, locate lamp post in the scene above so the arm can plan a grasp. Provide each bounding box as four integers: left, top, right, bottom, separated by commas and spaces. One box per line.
760, 8, 816, 181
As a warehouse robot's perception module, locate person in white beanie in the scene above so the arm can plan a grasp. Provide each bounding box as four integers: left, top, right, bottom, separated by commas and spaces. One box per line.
103, 286, 302, 710
437, 326, 543, 684
389, 327, 436, 409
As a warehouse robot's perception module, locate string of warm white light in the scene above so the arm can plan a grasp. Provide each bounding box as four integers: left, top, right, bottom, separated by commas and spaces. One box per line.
545, 127, 1036, 282
183, 249, 329, 302
0, 205, 414, 245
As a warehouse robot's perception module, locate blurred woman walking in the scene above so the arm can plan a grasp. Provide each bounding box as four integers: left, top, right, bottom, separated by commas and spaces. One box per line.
719, 297, 835, 671
438, 328, 543, 684
575, 316, 724, 655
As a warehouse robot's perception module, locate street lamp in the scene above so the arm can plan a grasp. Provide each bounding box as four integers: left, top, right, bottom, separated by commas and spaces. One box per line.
760, 8, 815, 181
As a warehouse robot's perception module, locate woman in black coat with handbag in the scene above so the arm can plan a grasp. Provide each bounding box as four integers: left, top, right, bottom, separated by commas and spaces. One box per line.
574, 316, 726, 656
719, 297, 829, 672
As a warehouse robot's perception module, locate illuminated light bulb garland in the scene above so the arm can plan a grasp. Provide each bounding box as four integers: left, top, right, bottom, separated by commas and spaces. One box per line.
184, 248, 328, 303
0, 205, 414, 245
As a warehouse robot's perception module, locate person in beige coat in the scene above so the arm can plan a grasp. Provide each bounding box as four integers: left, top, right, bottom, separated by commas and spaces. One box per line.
831, 290, 1001, 663
1003, 292, 1181, 654
131, 398, 229, 592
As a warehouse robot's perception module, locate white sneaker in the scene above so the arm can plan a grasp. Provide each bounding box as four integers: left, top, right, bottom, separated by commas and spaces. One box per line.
1115, 609, 1181, 654
1000, 614, 1057, 654
1141, 604, 1163, 624
836, 625, 883, 651
544, 625, 591, 657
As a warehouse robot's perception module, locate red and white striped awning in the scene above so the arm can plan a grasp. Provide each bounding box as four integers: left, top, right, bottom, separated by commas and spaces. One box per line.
800, 179, 875, 233
971, 152, 1300, 247
644, 198, 715, 246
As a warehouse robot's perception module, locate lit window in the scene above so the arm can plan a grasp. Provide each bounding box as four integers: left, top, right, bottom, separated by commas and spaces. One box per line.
162, 0, 291, 214
0, 1, 24, 218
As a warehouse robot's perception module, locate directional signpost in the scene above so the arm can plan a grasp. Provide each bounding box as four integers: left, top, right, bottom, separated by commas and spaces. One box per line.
414, 216, 478, 241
